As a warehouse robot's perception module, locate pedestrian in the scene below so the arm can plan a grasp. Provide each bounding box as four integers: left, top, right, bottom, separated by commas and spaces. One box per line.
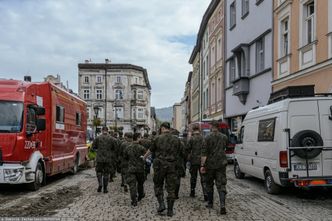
144, 122, 182, 217
200, 121, 228, 215
123, 133, 146, 206
92, 126, 117, 193
186, 125, 207, 200
119, 132, 133, 192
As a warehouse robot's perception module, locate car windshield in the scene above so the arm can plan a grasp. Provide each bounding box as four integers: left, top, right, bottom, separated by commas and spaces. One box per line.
0, 101, 23, 133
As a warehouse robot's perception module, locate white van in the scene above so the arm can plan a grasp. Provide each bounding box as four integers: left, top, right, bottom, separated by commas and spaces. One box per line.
234, 87, 332, 194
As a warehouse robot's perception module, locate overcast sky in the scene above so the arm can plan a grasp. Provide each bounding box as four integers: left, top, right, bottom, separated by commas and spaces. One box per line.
0, 0, 210, 108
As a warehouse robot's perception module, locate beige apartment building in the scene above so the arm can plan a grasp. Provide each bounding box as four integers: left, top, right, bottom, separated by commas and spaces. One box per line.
172, 103, 182, 132
189, 47, 201, 123
273, 0, 332, 93
208, 0, 224, 120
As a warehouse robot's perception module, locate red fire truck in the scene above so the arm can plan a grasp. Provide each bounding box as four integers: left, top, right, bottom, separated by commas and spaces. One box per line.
190, 121, 237, 162
0, 79, 88, 190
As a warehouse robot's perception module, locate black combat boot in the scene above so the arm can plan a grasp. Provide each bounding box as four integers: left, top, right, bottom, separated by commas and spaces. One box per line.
219, 191, 226, 215
175, 186, 180, 200
190, 189, 195, 198
103, 176, 109, 193
97, 173, 103, 193
157, 195, 166, 214
167, 200, 174, 217
131, 192, 138, 207
206, 192, 213, 208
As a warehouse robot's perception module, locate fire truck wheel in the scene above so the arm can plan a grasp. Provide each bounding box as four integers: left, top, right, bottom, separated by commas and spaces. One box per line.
71, 154, 80, 175
27, 162, 44, 191
291, 130, 323, 159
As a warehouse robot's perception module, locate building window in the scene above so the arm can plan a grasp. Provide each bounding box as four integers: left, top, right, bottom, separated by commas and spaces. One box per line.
229, 58, 236, 84
206, 88, 209, 110
217, 78, 221, 102
98, 107, 104, 119
230, 1, 236, 29
211, 47, 215, 67
217, 38, 222, 61
242, 0, 249, 18
116, 76, 121, 83
211, 83, 215, 105
256, 38, 265, 73
86, 107, 90, 120
56, 105, 65, 123
96, 89, 103, 100
75, 112, 82, 126
96, 75, 102, 83
115, 89, 123, 100
114, 107, 124, 119
84, 76, 89, 84
304, 1, 315, 45
137, 91, 144, 100
83, 89, 90, 100
281, 17, 289, 57
137, 108, 144, 119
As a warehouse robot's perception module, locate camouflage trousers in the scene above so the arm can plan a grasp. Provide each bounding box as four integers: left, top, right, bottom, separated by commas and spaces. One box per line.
190, 165, 207, 195
153, 160, 178, 201
95, 162, 112, 177
126, 172, 145, 199
205, 167, 227, 193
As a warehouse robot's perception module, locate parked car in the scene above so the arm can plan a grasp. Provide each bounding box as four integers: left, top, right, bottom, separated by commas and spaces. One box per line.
234, 85, 332, 194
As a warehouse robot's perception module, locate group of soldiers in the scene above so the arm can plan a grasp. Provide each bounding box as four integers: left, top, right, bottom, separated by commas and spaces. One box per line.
92, 120, 228, 217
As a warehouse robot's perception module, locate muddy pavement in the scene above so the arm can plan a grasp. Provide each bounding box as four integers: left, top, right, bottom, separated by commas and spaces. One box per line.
0, 167, 331, 220
0, 186, 81, 216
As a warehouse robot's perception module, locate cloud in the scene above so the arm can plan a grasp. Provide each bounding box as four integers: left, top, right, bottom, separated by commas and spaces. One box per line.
0, 0, 210, 108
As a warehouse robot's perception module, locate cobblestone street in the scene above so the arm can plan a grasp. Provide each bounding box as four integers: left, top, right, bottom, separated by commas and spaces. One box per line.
1, 166, 331, 221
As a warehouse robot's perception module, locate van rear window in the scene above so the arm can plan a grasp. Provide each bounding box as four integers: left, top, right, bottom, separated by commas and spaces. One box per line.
258, 118, 276, 142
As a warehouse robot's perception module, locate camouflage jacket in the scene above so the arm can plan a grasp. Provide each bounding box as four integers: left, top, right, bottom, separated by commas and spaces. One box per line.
139, 138, 152, 152
201, 131, 228, 169
123, 142, 145, 174
92, 134, 117, 163
150, 131, 182, 163
118, 140, 131, 170
187, 133, 204, 166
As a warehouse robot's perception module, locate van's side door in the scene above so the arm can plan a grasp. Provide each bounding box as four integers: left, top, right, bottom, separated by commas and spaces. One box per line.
318, 100, 332, 177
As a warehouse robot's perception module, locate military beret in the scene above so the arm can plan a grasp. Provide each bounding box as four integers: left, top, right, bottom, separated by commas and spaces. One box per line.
160, 122, 171, 129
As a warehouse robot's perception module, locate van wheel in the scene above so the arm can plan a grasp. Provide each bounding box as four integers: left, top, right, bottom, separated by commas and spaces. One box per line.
71, 154, 79, 174
234, 162, 245, 179
27, 162, 44, 191
264, 169, 280, 194
291, 130, 323, 159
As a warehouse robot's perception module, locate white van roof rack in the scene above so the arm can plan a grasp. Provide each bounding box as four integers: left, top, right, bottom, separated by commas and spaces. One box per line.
268, 85, 315, 104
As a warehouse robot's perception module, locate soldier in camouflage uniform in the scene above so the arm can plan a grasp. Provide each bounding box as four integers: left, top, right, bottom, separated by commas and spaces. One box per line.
123, 133, 146, 206
187, 125, 207, 199
139, 133, 152, 180
144, 122, 182, 217
171, 129, 186, 200
92, 126, 118, 193
201, 121, 228, 215
119, 132, 133, 192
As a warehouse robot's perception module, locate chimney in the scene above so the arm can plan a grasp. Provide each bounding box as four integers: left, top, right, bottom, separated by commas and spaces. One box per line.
24, 76, 31, 82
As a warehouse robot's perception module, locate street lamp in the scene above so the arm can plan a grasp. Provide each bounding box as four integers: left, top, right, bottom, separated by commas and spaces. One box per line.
93, 105, 100, 138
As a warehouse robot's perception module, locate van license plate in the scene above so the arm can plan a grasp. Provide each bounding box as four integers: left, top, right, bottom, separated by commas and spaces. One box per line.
293, 163, 317, 171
